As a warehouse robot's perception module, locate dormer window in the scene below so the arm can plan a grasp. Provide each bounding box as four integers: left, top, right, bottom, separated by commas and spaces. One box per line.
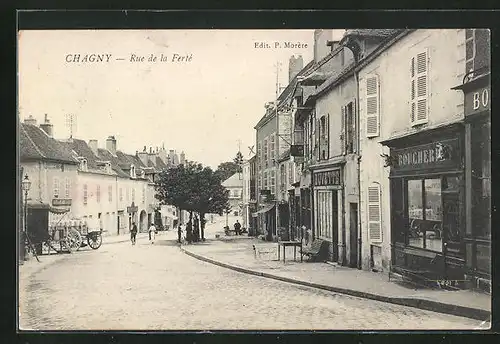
105, 162, 112, 174
78, 157, 88, 171
130, 165, 136, 178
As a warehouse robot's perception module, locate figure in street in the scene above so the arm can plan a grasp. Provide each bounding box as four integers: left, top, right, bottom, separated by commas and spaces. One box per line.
149, 222, 156, 244
177, 223, 183, 244
234, 220, 242, 236
130, 222, 138, 245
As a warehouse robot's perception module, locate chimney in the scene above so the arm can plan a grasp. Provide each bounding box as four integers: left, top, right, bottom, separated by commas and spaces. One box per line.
24, 115, 37, 126
326, 40, 340, 52
39, 114, 54, 137
169, 150, 176, 165
137, 147, 149, 166
313, 29, 333, 63
106, 135, 117, 155
289, 55, 304, 82
180, 151, 186, 165
158, 146, 168, 164
88, 139, 99, 156
149, 146, 153, 154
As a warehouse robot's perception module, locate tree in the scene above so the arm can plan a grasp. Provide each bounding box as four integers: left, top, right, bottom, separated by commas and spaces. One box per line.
215, 151, 244, 181
155, 161, 230, 241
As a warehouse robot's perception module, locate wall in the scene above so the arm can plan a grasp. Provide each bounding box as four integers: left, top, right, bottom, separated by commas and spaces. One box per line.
358, 29, 465, 271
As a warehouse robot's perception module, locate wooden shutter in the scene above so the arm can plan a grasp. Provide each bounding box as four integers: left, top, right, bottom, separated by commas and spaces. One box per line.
315, 117, 320, 161
368, 183, 382, 242
411, 50, 429, 125
326, 114, 330, 159
340, 106, 345, 155
366, 75, 380, 138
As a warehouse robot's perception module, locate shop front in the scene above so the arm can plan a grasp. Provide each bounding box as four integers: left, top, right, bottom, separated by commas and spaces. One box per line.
452, 71, 491, 292
383, 124, 465, 288
311, 167, 342, 262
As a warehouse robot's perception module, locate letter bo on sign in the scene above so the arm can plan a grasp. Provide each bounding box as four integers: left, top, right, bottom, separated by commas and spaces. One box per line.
465, 85, 490, 117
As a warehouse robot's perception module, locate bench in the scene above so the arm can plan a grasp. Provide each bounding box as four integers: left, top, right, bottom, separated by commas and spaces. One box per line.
300, 239, 329, 262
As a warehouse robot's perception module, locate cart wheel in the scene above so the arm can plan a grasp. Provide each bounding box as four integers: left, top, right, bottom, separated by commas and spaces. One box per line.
65, 228, 82, 253
87, 233, 102, 250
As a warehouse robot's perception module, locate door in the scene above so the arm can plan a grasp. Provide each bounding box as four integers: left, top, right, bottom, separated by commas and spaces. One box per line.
349, 203, 359, 268
331, 191, 339, 262
117, 216, 120, 235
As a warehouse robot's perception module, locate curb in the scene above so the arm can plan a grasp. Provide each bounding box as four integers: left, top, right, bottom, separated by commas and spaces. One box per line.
182, 248, 490, 322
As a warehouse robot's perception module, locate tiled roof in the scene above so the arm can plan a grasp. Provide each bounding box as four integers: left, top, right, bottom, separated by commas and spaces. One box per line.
343, 29, 398, 39
155, 156, 168, 170
59, 138, 100, 169
20, 123, 79, 164
222, 173, 243, 188
97, 148, 130, 178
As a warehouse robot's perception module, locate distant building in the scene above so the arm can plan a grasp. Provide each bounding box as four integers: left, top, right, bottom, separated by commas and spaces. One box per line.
221, 172, 243, 217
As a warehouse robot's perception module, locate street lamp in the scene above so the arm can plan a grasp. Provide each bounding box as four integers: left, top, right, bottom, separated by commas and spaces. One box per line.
21, 174, 31, 259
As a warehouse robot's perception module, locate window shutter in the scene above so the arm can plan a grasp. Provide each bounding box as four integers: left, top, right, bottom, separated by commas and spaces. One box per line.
341, 106, 345, 155
368, 183, 382, 242
366, 75, 379, 138
411, 50, 429, 125
326, 114, 330, 159
315, 118, 320, 160
352, 99, 357, 152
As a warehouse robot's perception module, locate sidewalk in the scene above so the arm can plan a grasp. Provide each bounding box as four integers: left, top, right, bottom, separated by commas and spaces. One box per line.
181, 238, 491, 322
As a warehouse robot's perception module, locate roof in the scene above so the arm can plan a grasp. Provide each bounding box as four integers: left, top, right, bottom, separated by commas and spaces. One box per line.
343, 29, 398, 39
221, 173, 244, 188
20, 123, 79, 164
59, 138, 100, 170
255, 60, 316, 129
97, 149, 130, 178
155, 156, 168, 170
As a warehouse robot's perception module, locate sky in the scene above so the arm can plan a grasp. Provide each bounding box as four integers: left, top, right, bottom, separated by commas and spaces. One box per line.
18, 29, 345, 169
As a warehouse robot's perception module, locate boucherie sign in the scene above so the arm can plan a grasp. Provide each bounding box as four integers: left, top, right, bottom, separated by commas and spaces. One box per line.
465, 85, 490, 117
392, 138, 460, 172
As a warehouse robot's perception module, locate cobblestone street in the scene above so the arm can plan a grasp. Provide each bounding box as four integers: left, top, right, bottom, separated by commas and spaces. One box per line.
19, 230, 481, 331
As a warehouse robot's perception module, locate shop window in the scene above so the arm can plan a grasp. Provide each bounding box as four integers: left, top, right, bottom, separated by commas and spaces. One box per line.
471, 119, 491, 239
407, 178, 443, 252
366, 75, 380, 138
316, 190, 332, 239
410, 50, 429, 126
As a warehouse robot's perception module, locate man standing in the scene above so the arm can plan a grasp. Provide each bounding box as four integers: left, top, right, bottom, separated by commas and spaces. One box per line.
177, 223, 183, 244
149, 222, 156, 244
130, 222, 138, 245
234, 220, 242, 236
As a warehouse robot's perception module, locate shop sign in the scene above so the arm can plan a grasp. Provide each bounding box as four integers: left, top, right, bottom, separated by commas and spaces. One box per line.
290, 145, 304, 157
465, 85, 490, 117
127, 202, 138, 214
392, 139, 460, 172
312, 169, 341, 186
52, 198, 72, 206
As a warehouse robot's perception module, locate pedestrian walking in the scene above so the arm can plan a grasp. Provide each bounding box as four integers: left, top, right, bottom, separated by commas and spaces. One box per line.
149, 223, 156, 244
234, 220, 242, 236
177, 223, 183, 244
130, 222, 138, 245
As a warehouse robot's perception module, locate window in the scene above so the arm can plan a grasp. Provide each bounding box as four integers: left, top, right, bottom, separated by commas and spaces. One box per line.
131, 165, 136, 178
368, 183, 382, 242
342, 102, 356, 154
407, 178, 443, 252
410, 50, 429, 125
263, 171, 268, 189
288, 163, 293, 185
83, 184, 88, 205
319, 115, 330, 160
280, 164, 286, 189
142, 185, 145, 204
119, 188, 123, 202
108, 185, 113, 203
316, 190, 333, 239
96, 185, 101, 203
132, 188, 135, 202
53, 177, 60, 198
465, 29, 476, 75
270, 170, 275, 195
263, 137, 268, 167
79, 157, 88, 171
271, 133, 276, 163
366, 75, 380, 137
65, 178, 71, 198
126, 187, 130, 202
257, 141, 262, 170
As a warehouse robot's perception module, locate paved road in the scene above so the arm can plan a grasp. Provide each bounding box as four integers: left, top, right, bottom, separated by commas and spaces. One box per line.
19, 230, 481, 330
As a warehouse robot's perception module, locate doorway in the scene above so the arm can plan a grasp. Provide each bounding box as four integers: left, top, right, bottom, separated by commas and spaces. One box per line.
331, 191, 339, 262
349, 203, 359, 268
117, 215, 120, 235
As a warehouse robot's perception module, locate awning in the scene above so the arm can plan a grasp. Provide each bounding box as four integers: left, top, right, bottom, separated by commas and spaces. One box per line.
254, 204, 275, 215
49, 206, 70, 214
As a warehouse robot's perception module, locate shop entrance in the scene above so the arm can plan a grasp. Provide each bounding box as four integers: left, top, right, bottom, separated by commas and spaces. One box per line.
331, 191, 339, 262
